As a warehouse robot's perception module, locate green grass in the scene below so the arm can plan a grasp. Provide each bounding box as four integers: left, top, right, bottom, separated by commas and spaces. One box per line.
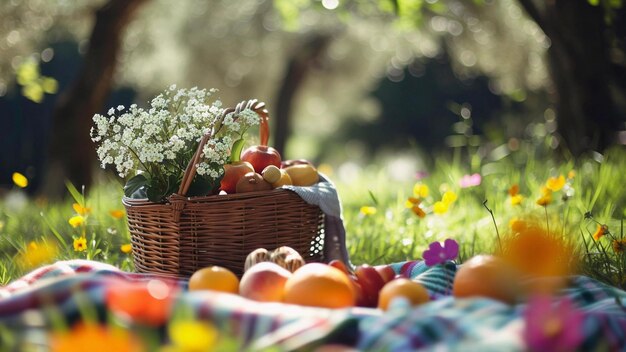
1, 145, 625, 289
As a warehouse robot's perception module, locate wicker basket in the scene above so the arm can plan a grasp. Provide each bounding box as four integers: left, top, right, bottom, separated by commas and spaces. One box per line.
123, 100, 325, 278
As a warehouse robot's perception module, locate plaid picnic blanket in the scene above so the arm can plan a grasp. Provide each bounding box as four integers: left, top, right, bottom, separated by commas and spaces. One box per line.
1, 260, 625, 351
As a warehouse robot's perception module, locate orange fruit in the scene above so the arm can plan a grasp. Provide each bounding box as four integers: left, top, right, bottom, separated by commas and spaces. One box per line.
377, 278, 430, 310
284, 263, 356, 308
452, 254, 521, 304
188, 266, 239, 294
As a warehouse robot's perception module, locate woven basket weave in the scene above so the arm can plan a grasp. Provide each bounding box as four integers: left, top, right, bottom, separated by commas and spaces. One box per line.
123, 100, 325, 278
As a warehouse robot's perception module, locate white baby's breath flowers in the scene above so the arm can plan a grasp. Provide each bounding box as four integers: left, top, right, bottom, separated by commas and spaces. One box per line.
91, 86, 262, 200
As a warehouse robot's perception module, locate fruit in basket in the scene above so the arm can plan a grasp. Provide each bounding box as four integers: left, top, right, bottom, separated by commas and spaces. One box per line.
270, 246, 305, 273
261, 165, 282, 184
377, 278, 429, 310
281, 159, 312, 168
375, 265, 396, 284
220, 161, 255, 194
241, 145, 282, 173
284, 263, 356, 308
235, 172, 273, 193
244, 248, 271, 272
452, 254, 521, 304
239, 262, 291, 302
354, 264, 387, 307
284, 164, 319, 187
188, 266, 239, 294
271, 169, 293, 188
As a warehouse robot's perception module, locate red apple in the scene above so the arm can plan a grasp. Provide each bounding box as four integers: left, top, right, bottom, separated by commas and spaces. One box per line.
239, 262, 291, 302
220, 161, 254, 194
354, 264, 386, 307
328, 259, 352, 275
241, 145, 281, 174
374, 265, 396, 284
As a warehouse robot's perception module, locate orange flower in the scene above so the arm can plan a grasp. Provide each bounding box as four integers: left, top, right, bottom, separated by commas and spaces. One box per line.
109, 209, 125, 219
50, 323, 144, 352
406, 197, 425, 218
72, 203, 91, 216
411, 206, 426, 218
105, 278, 178, 326
508, 184, 520, 197
613, 239, 626, 254
593, 225, 608, 241
501, 220, 575, 293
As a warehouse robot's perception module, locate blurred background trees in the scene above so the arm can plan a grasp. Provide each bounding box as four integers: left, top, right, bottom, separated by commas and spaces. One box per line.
0, 0, 624, 196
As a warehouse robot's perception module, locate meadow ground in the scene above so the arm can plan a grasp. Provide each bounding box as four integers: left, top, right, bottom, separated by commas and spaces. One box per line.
1, 144, 624, 290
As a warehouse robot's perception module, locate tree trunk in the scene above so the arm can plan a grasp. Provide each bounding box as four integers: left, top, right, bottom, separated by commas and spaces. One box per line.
518, 0, 625, 155
273, 34, 332, 157
43, 0, 148, 198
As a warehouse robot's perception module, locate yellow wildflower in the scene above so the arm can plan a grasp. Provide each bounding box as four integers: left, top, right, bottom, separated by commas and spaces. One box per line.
509, 218, 527, 233
511, 194, 524, 206
413, 184, 429, 198
72, 203, 91, 216
168, 320, 218, 351
360, 206, 377, 216
433, 201, 449, 214
567, 170, 576, 179
536, 187, 552, 206
593, 225, 608, 241
12, 172, 28, 188
442, 190, 458, 205
109, 209, 125, 219
17, 241, 58, 269
73, 237, 87, 252
121, 244, 132, 254
546, 175, 566, 192
69, 215, 85, 228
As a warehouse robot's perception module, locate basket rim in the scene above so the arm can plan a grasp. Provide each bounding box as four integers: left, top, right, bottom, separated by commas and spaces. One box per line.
122, 187, 300, 207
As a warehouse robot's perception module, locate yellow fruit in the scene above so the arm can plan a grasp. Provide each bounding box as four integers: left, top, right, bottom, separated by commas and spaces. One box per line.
271, 169, 293, 188
188, 266, 239, 294
262, 165, 282, 184
284, 164, 319, 187
377, 278, 429, 310
452, 254, 521, 304
284, 263, 355, 308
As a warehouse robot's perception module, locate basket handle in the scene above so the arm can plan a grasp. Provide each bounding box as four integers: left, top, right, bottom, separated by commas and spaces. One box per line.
177, 99, 270, 196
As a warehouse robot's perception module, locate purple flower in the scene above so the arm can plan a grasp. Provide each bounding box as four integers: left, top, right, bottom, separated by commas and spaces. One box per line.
422, 239, 459, 266
459, 173, 482, 188
524, 295, 584, 352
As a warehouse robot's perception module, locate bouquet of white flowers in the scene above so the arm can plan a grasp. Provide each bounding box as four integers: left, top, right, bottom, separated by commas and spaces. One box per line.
91, 85, 260, 202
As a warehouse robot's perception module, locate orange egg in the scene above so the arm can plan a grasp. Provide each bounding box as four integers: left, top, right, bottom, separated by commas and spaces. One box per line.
452, 254, 521, 305
188, 266, 239, 294
284, 263, 356, 308
377, 278, 430, 310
